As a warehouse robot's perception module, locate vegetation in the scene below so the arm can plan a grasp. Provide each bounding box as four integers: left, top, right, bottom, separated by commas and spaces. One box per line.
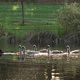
0, 3, 80, 41
0, 3, 64, 38
0, 0, 80, 3
57, 3, 80, 35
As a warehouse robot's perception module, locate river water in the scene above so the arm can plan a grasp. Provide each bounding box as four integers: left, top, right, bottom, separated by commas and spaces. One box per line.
0, 41, 80, 80
0, 58, 80, 80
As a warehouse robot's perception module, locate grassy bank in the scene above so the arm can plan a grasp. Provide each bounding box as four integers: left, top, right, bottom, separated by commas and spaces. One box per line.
0, 3, 65, 38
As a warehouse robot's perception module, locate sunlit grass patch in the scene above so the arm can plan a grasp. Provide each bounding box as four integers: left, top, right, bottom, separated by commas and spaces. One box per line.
12, 5, 19, 10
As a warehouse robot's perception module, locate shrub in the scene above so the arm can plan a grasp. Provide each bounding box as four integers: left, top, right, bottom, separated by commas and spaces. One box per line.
57, 3, 80, 34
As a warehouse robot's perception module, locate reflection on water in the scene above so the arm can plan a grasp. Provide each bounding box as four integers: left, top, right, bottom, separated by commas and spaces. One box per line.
0, 59, 80, 80
0, 40, 80, 80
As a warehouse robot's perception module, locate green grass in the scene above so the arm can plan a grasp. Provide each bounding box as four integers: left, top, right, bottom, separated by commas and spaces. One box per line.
0, 3, 65, 37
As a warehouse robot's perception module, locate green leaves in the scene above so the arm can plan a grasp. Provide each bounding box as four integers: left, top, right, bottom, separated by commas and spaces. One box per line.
57, 3, 80, 33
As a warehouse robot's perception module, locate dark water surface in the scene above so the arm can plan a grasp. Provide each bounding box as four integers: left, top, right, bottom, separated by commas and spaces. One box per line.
0, 40, 80, 52
0, 59, 80, 80
0, 41, 80, 80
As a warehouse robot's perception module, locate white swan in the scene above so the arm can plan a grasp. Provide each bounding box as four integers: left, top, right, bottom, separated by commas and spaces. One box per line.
71, 50, 80, 54
51, 50, 63, 54
35, 49, 48, 56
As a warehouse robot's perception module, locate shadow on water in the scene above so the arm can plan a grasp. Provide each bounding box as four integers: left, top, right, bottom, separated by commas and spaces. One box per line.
0, 59, 80, 80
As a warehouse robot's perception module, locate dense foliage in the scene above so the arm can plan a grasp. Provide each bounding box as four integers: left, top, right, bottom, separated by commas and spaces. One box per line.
0, 0, 80, 3
57, 3, 80, 34
0, 0, 37, 3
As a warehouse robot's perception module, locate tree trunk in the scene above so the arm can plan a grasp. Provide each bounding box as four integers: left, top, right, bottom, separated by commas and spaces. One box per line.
21, 0, 24, 24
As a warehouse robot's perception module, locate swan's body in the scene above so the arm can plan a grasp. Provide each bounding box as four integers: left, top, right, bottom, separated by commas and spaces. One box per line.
71, 50, 80, 54
49, 50, 64, 57
26, 50, 39, 56
51, 50, 63, 54
35, 49, 49, 56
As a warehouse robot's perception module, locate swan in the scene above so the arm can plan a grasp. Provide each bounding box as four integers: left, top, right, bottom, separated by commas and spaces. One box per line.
39, 49, 48, 55
34, 49, 48, 56
70, 50, 80, 58
26, 45, 39, 56
51, 50, 63, 54
66, 45, 80, 54
22, 46, 26, 60
26, 50, 39, 56
26, 45, 51, 56
71, 50, 80, 54
35, 49, 51, 56
49, 50, 64, 58
50, 45, 70, 56
33, 45, 37, 51
66, 45, 70, 54
65, 45, 80, 58
18, 45, 22, 59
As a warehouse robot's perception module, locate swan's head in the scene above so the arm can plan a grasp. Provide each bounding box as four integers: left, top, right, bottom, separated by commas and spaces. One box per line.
66, 45, 70, 49
22, 46, 25, 49
18, 45, 22, 48
33, 45, 36, 48
33, 45, 37, 51
46, 45, 50, 49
